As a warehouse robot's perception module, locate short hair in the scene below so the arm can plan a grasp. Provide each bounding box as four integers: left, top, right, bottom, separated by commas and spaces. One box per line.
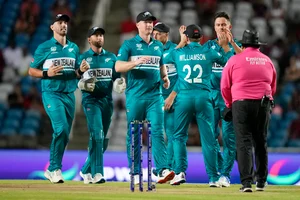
214, 12, 231, 22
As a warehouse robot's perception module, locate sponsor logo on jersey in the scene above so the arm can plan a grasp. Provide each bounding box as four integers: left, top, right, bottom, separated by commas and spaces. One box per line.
50, 46, 57, 52
52, 58, 75, 67
163, 53, 169, 58
130, 56, 160, 66
43, 57, 76, 71
87, 68, 112, 78
86, 57, 92, 62
136, 44, 143, 51
246, 57, 268, 65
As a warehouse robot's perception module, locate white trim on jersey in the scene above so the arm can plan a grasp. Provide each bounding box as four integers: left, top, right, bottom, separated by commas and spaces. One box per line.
43, 57, 76, 70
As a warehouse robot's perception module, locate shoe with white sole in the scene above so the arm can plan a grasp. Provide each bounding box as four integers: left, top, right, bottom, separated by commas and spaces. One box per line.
256, 182, 267, 191
170, 172, 186, 185
157, 169, 175, 184
209, 181, 221, 188
79, 171, 93, 184
93, 173, 105, 184
44, 169, 64, 183
218, 176, 230, 187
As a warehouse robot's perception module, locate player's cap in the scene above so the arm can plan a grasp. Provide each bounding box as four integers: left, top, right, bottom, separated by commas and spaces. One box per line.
183, 24, 203, 39
87, 26, 105, 37
53, 14, 70, 24
240, 30, 267, 46
153, 22, 170, 33
136, 11, 156, 22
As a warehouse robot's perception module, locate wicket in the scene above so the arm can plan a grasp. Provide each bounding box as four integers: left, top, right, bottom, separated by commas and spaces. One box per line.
130, 120, 153, 192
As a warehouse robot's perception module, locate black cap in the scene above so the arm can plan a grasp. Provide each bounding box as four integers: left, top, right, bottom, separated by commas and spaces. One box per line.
53, 14, 70, 24
136, 11, 156, 22
183, 24, 202, 39
153, 22, 170, 33
240, 30, 267, 46
87, 26, 105, 37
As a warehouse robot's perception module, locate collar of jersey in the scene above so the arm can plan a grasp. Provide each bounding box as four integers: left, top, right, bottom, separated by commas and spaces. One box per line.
188, 42, 201, 47
164, 40, 172, 50
135, 34, 154, 44
51, 37, 70, 46
88, 48, 106, 56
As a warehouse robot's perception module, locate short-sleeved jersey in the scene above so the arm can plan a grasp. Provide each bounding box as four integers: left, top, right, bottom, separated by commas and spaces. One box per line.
80, 48, 120, 99
30, 37, 80, 93
162, 40, 177, 98
117, 35, 164, 99
205, 39, 241, 90
164, 42, 233, 92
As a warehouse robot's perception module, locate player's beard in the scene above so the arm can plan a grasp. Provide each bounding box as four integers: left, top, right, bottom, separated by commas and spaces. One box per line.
59, 28, 67, 36
92, 40, 103, 48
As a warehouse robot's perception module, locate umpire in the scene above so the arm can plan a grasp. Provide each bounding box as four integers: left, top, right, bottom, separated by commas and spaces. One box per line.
221, 30, 277, 192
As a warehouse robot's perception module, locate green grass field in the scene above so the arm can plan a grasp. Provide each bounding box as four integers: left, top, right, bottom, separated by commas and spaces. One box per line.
0, 180, 299, 200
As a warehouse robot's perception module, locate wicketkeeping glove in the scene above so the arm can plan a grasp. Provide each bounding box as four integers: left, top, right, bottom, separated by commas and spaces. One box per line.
113, 77, 126, 94
78, 77, 96, 92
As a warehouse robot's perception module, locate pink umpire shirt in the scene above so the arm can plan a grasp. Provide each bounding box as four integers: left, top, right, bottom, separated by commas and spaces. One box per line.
221, 47, 277, 108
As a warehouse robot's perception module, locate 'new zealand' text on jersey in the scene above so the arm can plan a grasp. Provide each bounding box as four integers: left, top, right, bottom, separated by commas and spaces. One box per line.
162, 40, 177, 98
205, 39, 241, 90
117, 35, 164, 99
30, 37, 80, 93
164, 42, 233, 92
80, 48, 120, 99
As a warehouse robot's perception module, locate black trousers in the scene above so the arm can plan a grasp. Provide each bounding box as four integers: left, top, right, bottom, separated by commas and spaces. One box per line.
232, 100, 270, 185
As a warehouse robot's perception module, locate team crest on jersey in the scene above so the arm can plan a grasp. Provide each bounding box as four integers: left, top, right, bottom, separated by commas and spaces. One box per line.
154, 46, 159, 51
105, 58, 111, 63
51, 46, 57, 52
136, 44, 143, 50
163, 53, 169, 58
86, 57, 92, 62
68, 48, 74, 52
211, 45, 216, 49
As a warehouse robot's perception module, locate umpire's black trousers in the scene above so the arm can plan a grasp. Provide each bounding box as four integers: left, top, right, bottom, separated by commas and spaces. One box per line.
232, 99, 270, 185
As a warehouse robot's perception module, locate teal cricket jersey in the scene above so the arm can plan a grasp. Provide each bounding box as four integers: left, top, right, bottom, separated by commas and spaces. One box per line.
162, 40, 177, 98
117, 35, 164, 99
205, 39, 241, 90
30, 37, 81, 93
80, 48, 120, 99
164, 42, 233, 91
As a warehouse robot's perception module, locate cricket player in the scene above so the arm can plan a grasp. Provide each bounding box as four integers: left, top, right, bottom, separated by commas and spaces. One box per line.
152, 22, 177, 170
205, 11, 242, 187
163, 24, 233, 186
28, 14, 89, 183
78, 27, 125, 184
115, 11, 175, 184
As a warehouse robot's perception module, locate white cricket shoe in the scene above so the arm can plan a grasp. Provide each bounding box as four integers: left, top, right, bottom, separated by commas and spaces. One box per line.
157, 169, 175, 184
218, 176, 230, 187
93, 173, 105, 184
44, 169, 64, 183
79, 171, 93, 184
209, 181, 222, 188
170, 172, 186, 185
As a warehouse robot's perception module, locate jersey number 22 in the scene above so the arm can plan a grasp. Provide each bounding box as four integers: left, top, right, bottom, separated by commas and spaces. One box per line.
183, 64, 203, 83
